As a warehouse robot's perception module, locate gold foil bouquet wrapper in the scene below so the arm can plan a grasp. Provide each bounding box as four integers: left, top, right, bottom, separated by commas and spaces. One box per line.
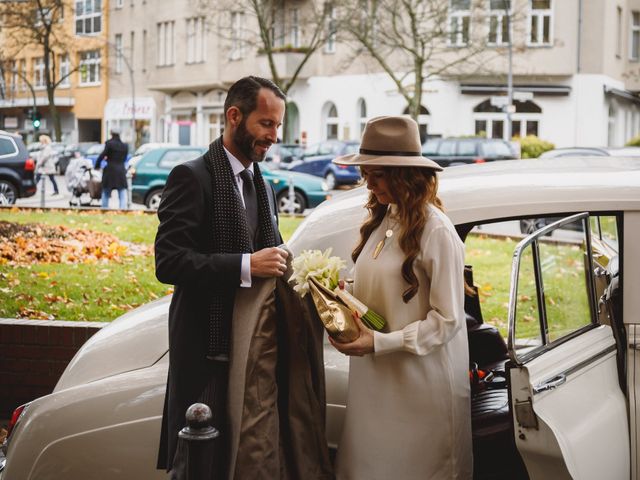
291, 249, 386, 343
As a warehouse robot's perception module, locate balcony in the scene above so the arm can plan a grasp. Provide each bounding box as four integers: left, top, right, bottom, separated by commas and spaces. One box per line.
256, 47, 317, 80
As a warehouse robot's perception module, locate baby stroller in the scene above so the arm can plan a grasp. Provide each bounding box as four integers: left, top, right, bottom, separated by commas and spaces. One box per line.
65, 156, 102, 207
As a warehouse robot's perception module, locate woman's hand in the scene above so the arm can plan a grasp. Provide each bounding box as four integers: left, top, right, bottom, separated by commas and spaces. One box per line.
329, 313, 374, 356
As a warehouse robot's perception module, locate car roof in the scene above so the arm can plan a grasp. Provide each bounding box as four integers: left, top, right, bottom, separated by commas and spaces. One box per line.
289, 157, 640, 254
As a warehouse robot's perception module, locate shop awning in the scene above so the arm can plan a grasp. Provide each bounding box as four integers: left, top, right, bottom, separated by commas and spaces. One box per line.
460, 84, 572, 96
604, 86, 640, 105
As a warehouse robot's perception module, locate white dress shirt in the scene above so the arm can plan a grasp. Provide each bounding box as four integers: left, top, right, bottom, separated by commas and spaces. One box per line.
224, 146, 253, 288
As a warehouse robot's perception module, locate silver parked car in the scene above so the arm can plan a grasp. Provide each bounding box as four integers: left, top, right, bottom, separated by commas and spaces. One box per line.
2, 157, 639, 480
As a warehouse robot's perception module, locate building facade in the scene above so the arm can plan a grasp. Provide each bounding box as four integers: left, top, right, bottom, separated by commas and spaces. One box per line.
0, 0, 110, 144
104, 0, 640, 150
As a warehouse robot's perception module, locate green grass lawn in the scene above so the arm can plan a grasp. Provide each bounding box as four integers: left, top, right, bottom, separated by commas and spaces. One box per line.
1, 209, 302, 322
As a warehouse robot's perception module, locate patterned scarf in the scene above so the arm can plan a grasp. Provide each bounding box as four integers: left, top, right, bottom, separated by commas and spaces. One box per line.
204, 137, 278, 359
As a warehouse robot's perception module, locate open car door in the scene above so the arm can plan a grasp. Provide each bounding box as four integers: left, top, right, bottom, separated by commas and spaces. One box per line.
507, 212, 629, 479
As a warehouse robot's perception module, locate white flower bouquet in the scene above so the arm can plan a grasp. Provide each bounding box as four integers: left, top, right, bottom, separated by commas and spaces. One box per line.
290, 249, 385, 343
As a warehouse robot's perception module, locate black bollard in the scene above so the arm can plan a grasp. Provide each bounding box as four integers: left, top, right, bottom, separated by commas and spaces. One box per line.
177, 403, 219, 480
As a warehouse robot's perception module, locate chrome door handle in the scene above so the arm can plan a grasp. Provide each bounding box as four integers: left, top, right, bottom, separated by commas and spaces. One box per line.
533, 374, 567, 394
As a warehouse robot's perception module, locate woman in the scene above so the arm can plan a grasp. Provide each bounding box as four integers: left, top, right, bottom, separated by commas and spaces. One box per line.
35, 135, 60, 195
330, 116, 472, 479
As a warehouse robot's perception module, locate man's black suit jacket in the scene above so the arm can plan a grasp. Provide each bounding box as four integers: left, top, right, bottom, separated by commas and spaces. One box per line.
155, 153, 282, 470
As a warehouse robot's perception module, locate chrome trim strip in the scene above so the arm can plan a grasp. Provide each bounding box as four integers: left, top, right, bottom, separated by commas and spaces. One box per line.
532, 344, 617, 396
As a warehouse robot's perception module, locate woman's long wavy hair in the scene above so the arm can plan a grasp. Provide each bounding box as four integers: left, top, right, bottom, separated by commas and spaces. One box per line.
352, 167, 443, 303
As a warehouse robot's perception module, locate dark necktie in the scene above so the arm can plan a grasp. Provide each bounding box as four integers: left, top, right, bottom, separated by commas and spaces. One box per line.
239, 168, 259, 239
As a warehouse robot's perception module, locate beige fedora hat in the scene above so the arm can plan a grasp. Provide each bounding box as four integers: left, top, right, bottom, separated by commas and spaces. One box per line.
333, 115, 442, 171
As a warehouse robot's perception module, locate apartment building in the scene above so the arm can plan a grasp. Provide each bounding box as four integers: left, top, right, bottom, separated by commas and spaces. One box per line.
0, 0, 110, 144
107, 0, 640, 150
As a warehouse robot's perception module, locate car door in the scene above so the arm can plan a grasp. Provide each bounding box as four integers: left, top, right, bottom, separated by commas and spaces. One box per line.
507, 212, 629, 480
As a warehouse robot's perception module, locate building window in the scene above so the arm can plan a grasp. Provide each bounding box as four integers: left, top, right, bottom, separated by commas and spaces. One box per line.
116, 0, 123, 7
79, 50, 101, 85
230, 12, 245, 60
631, 12, 640, 61
291, 8, 300, 48
19, 60, 26, 92
186, 17, 206, 64
324, 102, 339, 139
403, 105, 430, 141
325, 6, 337, 53
75, 0, 102, 35
59, 54, 70, 87
357, 98, 367, 136
9, 60, 17, 93
488, 0, 511, 46
142, 29, 147, 72
616, 7, 623, 58
157, 21, 175, 66
34, 57, 45, 89
528, 0, 552, 46
115, 33, 123, 74
473, 98, 541, 139
208, 113, 224, 143
449, 0, 471, 46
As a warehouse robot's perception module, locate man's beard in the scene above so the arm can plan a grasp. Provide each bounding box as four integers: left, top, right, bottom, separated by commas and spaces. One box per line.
233, 120, 269, 163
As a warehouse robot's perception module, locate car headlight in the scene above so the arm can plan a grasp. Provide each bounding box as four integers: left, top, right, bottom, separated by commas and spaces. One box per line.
321, 181, 329, 191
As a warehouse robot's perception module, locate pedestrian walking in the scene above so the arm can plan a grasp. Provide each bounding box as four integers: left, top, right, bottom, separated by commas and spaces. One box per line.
96, 128, 128, 209
35, 135, 60, 195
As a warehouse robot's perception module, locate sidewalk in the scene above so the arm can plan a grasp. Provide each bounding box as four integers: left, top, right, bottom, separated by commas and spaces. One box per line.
16, 175, 146, 211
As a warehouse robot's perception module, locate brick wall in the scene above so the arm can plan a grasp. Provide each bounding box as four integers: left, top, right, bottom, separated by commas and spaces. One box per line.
0, 319, 108, 419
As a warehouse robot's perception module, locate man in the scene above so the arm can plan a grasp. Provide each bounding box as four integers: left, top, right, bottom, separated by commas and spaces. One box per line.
156, 77, 328, 479
96, 128, 129, 209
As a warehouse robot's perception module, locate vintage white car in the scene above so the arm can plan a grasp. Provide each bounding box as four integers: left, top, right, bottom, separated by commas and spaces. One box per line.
1, 157, 639, 479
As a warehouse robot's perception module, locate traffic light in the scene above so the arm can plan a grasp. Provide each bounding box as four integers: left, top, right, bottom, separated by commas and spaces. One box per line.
32, 111, 41, 131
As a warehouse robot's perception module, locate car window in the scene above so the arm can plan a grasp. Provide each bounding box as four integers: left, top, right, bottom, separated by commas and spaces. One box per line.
158, 150, 203, 168
464, 213, 618, 356
422, 139, 440, 155
343, 143, 359, 155
318, 143, 336, 155
304, 144, 320, 156
0, 137, 18, 157
457, 140, 477, 156
438, 140, 456, 156
481, 141, 513, 157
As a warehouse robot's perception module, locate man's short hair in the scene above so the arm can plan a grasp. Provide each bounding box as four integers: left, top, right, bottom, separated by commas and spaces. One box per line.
223, 76, 286, 122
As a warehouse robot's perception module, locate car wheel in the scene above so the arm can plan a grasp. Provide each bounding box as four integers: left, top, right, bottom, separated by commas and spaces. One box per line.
325, 172, 337, 190
277, 190, 307, 214
519, 218, 547, 235
145, 189, 163, 210
0, 179, 18, 205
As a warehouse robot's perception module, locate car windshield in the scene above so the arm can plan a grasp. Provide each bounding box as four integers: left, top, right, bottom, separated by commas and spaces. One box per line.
482, 141, 513, 157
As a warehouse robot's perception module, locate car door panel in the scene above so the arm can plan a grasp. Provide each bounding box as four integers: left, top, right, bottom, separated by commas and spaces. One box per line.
508, 213, 630, 480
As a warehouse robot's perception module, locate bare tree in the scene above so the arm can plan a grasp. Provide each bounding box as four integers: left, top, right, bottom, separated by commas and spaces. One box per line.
197, 0, 339, 140
342, 0, 526, 123
0, 0, 79, 141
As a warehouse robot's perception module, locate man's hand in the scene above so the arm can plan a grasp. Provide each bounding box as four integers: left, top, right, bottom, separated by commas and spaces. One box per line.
250, 247, 289, 278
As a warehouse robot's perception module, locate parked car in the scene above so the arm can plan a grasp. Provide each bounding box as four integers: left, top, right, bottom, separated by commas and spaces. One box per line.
2, 157, 639, 479
539, 146, 640, 158
130, 146, 329, 213
260, 161, 330, 213
264, 143, 304, 167
0, 130, 36, 204
131, 146, 207, 209
421, 137, 519, 167
128, 142, 181, 168
283, 140, 361, 189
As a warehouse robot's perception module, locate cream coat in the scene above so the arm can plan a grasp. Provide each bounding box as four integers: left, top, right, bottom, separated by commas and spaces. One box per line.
335, 205, 472, 480
36, 145, 58, 175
